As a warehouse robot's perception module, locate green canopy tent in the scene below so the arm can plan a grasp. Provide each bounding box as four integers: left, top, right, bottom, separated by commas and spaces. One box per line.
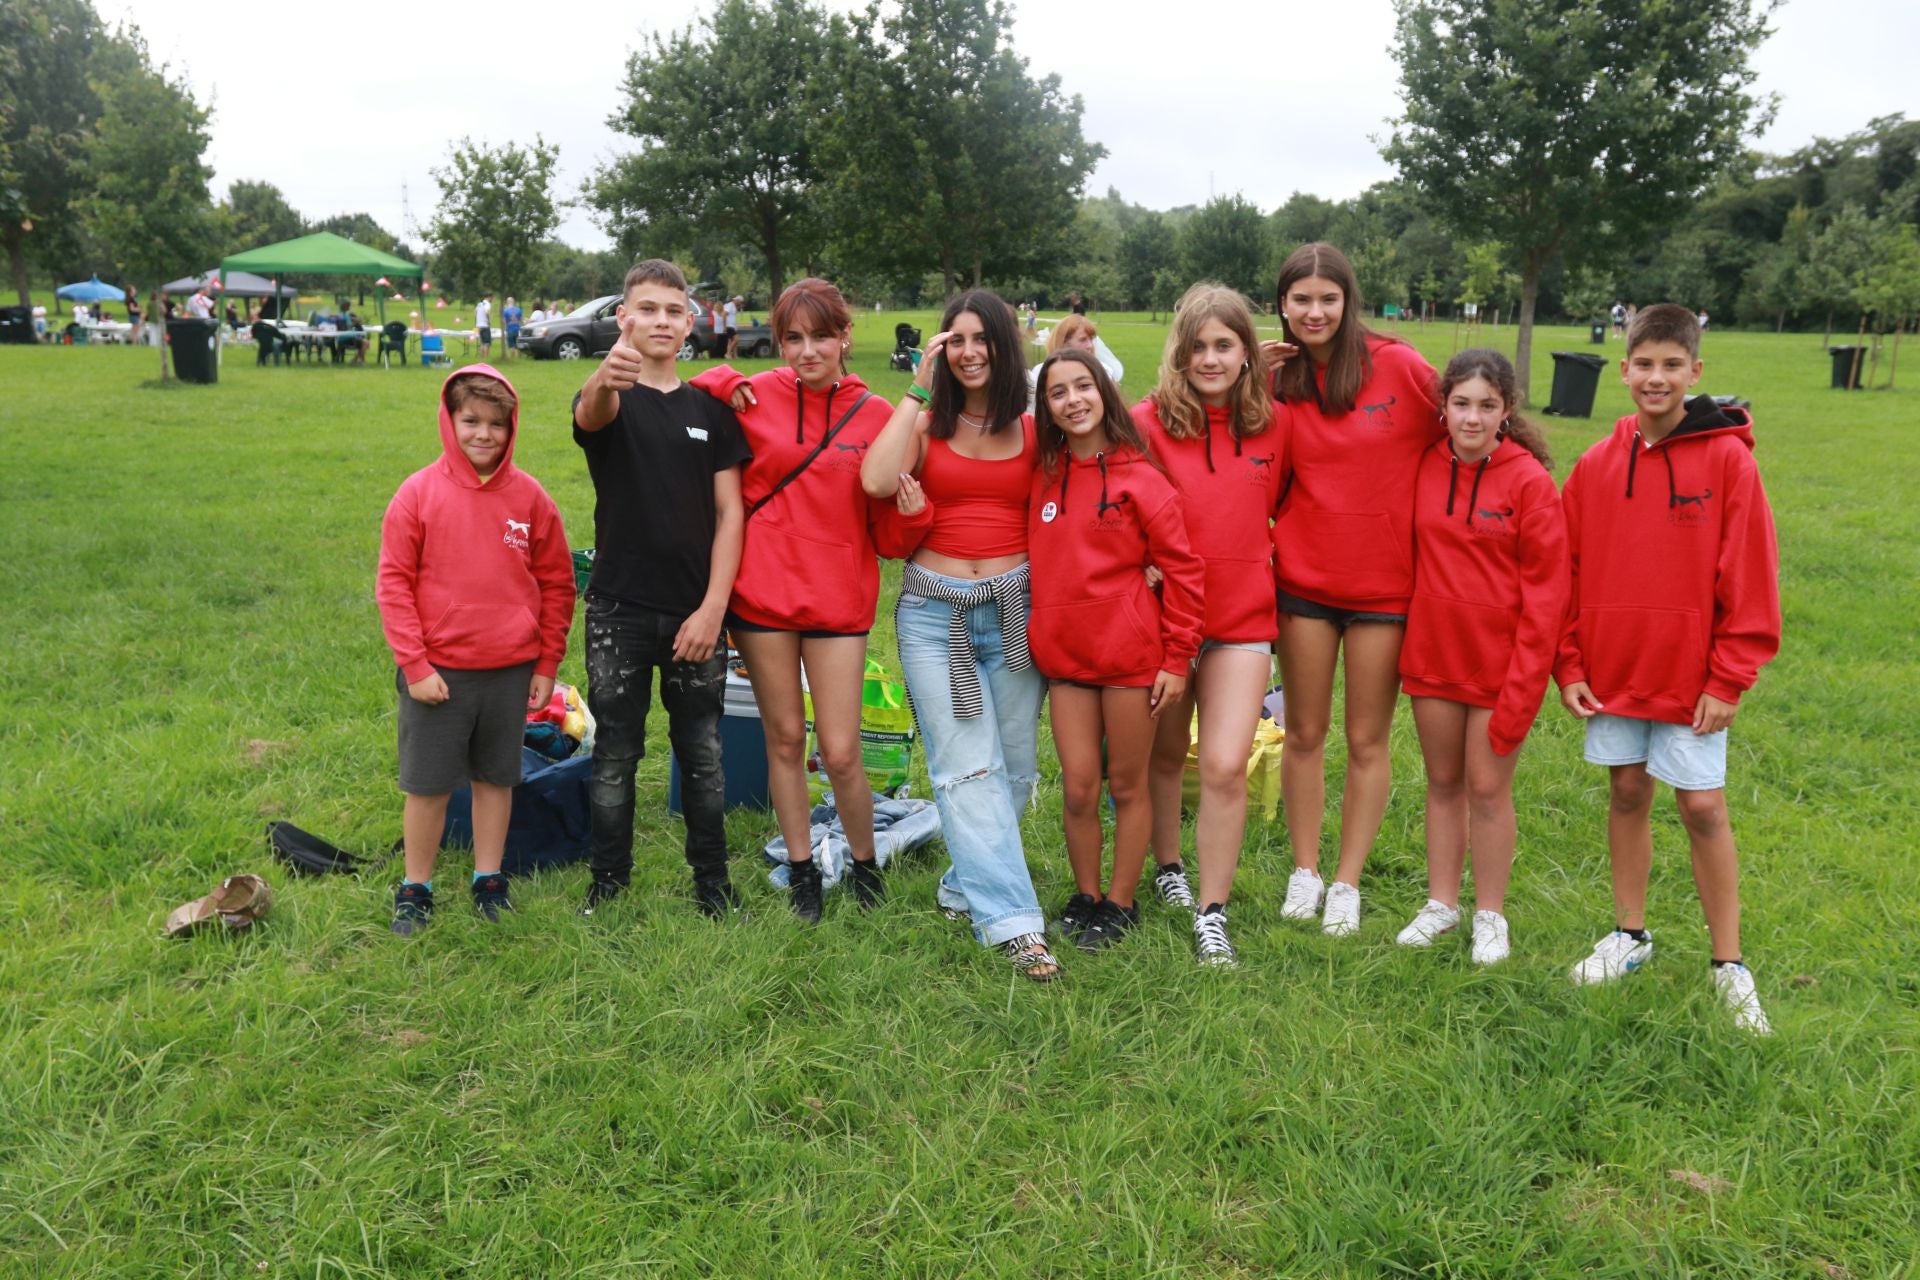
220, 231, 426, 337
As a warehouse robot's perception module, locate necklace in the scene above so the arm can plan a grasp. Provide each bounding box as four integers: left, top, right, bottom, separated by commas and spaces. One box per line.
957, 410, 989, 430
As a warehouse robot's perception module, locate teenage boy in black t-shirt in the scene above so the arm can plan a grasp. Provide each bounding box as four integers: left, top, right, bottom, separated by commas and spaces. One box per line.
573, 259, 752, 919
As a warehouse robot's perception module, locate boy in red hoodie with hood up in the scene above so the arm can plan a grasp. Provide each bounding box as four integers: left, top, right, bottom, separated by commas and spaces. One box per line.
376, 365, 575, 936
1555, 305, 1780, 1033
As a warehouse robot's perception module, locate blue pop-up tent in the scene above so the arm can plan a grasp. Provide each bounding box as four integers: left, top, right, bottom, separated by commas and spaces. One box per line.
56, 276, 127, 303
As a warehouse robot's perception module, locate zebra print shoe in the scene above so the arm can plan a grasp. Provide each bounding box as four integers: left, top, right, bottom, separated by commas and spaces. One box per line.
1003, 933, 1060, 982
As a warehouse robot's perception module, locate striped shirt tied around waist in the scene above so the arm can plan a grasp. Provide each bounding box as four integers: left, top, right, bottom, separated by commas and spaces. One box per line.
898, 562, 1033, 719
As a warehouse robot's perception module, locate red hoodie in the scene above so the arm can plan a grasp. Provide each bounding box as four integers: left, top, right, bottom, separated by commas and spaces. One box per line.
1271, 337, 1442, 613
1553, 396, 1780, 725
1133, 397, 1286, 643
376, 364, 574, 684
1026, 446, 1204, 686
691, 365, 932, 633
1400, 438, 1570, 754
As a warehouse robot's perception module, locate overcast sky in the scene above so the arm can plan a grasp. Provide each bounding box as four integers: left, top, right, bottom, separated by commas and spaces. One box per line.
106, 0, 1919, 254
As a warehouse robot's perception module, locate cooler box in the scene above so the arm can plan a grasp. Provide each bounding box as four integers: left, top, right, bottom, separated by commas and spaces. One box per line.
668, 660, 769, 813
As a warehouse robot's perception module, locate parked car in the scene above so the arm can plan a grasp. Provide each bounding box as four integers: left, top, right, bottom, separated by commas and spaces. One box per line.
518, 295, 774, 361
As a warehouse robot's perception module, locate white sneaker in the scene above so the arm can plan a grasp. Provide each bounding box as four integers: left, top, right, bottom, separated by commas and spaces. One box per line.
1470, 910, 1510, 965
1395, 899, 1460, 947
1321, 881, 1361, 936
1713, 963, 1773, 1035
1153, 861, 1196, 910
1193, 904, 1237, 967
1570, 929, 1653, 985
1281, 867, 1325, 920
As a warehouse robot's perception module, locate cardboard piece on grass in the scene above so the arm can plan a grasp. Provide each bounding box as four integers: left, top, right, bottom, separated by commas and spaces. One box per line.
164, 873, 273, 938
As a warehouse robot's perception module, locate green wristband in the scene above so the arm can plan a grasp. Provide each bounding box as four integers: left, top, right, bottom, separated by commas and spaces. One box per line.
904, 383, 930, 404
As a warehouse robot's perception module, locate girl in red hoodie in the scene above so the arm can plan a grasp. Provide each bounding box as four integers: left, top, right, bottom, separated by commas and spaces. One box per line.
1133, 282, 1282, 967
690, 279, 930, 923
1268, 242, 1442, 937
1396, 349, 1569, 965
1029, 348, 1204, 952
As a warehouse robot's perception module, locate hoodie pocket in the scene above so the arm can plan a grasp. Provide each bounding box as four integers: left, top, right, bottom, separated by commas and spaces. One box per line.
1403, 593, 1515, 692
1029, 592, 1158, 681
426, 603, 539, 659
1282, 510, 1407, 601
741, 522, 860, 613
1581, 605, 1706, 702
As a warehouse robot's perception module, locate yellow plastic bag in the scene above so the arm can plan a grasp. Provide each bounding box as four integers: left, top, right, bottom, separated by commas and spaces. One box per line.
1182, 714, 1285, 822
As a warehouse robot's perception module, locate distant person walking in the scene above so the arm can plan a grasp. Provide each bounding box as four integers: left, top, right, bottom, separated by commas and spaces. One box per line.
475, 293, 494, 359
503, 296, 523, 359
723, 295, 741, 358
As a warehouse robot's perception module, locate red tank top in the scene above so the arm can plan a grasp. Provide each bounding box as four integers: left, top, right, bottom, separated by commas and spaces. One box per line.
919, 416, 1035, 558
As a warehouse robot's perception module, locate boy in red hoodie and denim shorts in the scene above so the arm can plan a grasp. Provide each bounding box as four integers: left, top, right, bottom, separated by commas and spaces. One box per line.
376, 366, 575, 936
1554, 305, 1781, 1032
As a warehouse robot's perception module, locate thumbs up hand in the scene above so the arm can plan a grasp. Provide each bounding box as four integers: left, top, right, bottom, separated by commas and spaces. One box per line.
598, 310, 646, 390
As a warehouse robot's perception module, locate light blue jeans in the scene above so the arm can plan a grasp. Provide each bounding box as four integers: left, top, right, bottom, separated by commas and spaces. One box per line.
895, 567, 1047, 946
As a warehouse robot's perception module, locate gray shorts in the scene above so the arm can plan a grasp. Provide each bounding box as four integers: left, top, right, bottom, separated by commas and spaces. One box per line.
395, 663, 533, 795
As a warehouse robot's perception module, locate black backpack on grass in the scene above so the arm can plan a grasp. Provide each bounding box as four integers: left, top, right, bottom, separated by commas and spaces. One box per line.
268, 821, 387, 877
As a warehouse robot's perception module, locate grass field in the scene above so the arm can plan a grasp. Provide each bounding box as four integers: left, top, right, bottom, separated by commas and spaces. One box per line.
2, 315, 1917, 1277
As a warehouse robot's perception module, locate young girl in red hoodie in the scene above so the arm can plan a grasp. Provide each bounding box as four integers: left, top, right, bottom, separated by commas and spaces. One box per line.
1396, 349, 1569, 965
1029, 348, 1204, 951
1133, 282, 1282, 967
690, 278, 930, 923
1267, 242, 1442, 937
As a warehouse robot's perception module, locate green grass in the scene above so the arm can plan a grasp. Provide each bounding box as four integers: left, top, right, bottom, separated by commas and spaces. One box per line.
1, 320, 1916, 1278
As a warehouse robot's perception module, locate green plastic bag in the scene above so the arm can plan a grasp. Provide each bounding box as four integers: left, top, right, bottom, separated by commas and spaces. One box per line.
805, 657, 916, 800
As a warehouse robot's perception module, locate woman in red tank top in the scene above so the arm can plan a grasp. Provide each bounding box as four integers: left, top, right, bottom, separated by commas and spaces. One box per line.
862, 290, 1058, 981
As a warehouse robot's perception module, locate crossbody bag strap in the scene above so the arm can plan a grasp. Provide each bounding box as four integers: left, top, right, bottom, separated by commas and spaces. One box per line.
744, 392, 873, 521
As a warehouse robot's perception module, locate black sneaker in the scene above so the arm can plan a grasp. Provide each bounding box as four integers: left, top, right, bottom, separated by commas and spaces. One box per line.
849, 857, 886, 911
693, 875, 747, 921
578, 875, 627, 917
1053, 892, 1100, 938
391, 882, 433, 937
788, 858, 823, 925
471, 873, 513, 922
1073, 899, 1139, 952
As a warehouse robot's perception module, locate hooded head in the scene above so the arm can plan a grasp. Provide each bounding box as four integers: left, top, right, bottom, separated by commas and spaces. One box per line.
439, 364, 520, 485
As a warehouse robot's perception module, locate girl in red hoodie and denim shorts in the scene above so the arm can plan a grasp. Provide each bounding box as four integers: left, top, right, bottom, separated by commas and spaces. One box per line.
1133, 283, 1283, 967
1396, 349, 1568, 965
690, 279, 930, 924
1028, 349, 1204, 953
1268, 242, 1443, 938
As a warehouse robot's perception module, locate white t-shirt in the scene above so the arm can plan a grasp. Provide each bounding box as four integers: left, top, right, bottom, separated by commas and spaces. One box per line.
186, 292, 214, 319
475, 299, 492, 330
529, 308, 546, 325
723, 301, 738, 330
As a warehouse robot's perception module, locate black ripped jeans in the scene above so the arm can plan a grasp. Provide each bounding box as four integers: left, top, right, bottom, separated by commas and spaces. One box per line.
582, 594, 728, 884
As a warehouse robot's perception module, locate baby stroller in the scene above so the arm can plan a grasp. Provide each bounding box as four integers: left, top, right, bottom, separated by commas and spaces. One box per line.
888, 323, 922, 373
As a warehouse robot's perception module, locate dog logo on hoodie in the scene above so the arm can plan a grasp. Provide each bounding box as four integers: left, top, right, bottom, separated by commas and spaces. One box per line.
1093, 491, 1134, 530
1247, 454, 1276, 487
1360, 396, 1396, 426
1669, 487, 1714, 527
828, 439, 869, 472
503, 518, 530, 551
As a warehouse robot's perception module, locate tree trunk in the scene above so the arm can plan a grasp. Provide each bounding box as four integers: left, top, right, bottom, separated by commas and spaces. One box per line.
940, 248, 956, 299
1868, 325, 1883, 389
5, 231, 28, 307
970, 255, 982, 290
157, 287, 171, 383
1513, 267, 1541, 406
1849, 313, 1867, 389
1776, 310, 1785, 333
764, 238, 784, 301
1887, 317, 1903, 389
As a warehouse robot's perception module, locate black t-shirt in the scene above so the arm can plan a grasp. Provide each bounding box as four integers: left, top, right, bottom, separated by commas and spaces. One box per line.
573, 383, 751, 617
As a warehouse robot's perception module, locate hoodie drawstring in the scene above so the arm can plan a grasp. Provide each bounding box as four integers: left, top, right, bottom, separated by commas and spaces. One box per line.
1662, 448, 1680, 508
1445, 454, 1459, 517
1097, 452, 1109, 512
1625, 430, 1641, 497
1464, 457, 1487, 528
794, 379, 839, 444
1202, 419, 1214, 473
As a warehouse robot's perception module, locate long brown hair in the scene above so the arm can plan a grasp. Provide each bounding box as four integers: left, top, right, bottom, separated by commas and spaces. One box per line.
1436, 348, 1552, 469
1150, 282, 1274, 441
1272, 242, 1402, 417
1033, 349, 1162, 479
928, 290, 1028, 439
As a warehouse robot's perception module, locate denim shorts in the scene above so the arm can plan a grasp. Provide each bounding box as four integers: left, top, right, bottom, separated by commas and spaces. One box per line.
725, 611, 867, 641
1583, 713, 1728, 791
1277, 590, 1406, 629
1199, 639, 1273, 656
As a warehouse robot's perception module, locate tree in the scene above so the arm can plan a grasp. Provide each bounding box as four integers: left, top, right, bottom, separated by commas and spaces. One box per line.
1806, 203, 1875, 346
222, 179, 304, 254
825, 0, 1104, 296
1117, 212, 1175, 310
1386, 0, 1776, 392
428, 136, 562, 306
1179, 195, 1268, 299
308, 211, 409, 257
1350, 236, 1407, 316
74, 25, 216, 381
589, 0, 841, 298
1849, 216, 1920, 388
1560, 267, 1615, 323
0, 0, 104, 304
